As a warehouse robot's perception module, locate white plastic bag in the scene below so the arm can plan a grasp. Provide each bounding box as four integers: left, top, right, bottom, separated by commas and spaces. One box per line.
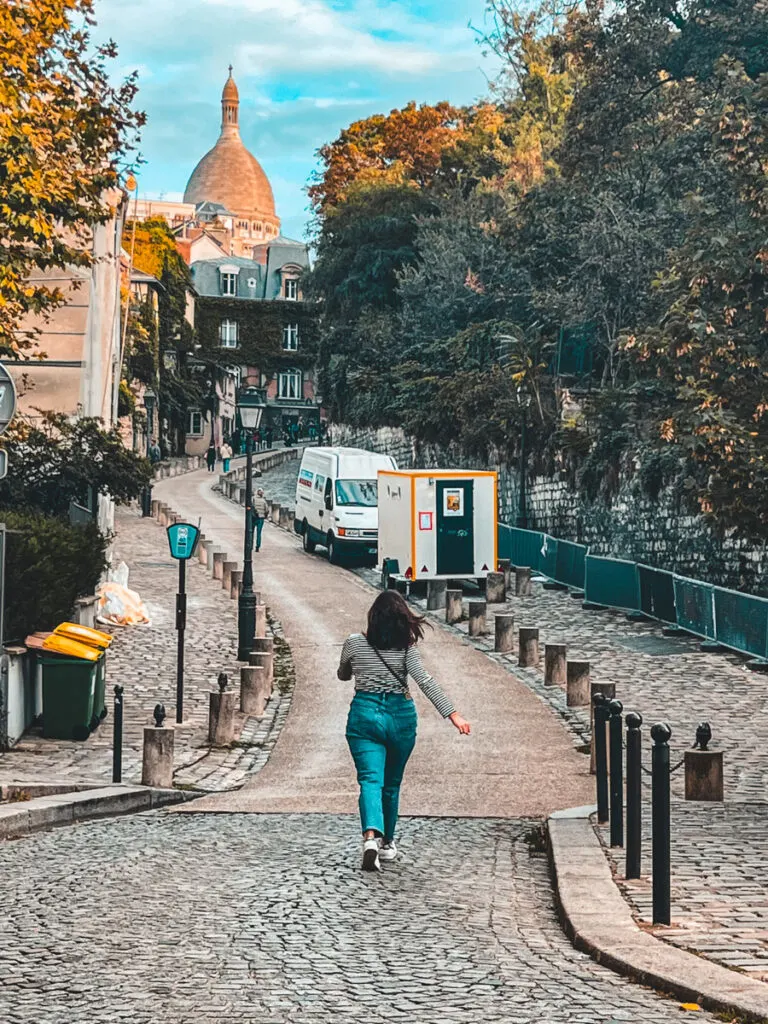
97, 581, 150, 626
108, 561, 130, 588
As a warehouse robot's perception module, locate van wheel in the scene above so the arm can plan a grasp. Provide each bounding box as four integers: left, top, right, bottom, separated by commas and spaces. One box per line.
302, 521, 316, 553
327, 534, 342, 565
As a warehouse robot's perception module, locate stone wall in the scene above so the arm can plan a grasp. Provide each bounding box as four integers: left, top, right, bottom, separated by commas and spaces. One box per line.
330, 424, 768, 596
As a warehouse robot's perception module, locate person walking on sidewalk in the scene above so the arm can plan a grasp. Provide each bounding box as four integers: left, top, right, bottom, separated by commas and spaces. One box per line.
206, 444, 217, 472
220, 440, 233, 474
252, 487, 270, 552
338, 590, 471, 872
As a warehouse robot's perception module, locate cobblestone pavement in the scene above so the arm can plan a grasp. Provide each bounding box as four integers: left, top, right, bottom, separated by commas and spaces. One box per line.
0, 506, 292, 792
0, 812, 723, 1024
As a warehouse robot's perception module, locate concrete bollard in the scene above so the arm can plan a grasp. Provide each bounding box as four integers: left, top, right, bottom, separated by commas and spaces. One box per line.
230, 569, 242, 599
255, 603, 267, 639
494, 613, 515, 653
240, 665, 269, 717
141, 727, 174, 788
288, 510, 295, 529
544, 644, 567, 686
446, 589, 463, 625
271, 501, 281, 524
518, 627, 539, 667
279, 506, 292, 529
158, 504, 169, 527
498, 558, 512, 592
248, 650, 273, 690
486, 572, 506, 604
151, 499, 161, 519
467, 600, 487, 637
426, 579, 447, 611
566, 660, 591, 707
200, 539, 215, 567
208, 689, 236, 746
196, 533, 206, 559
515, 566, 533, 597
684, 750, 724, 801
222, 561, 237, 592
212, 551, 227, 580
590, 681, 616, 774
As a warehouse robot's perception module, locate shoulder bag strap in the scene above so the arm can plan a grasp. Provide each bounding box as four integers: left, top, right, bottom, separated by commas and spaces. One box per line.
366, 639, 410, 695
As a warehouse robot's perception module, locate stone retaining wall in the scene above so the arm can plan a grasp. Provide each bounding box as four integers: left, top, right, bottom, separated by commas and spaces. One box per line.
219, 447, 301, 506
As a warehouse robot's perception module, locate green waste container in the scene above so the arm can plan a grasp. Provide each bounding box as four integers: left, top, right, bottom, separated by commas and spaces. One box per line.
41, 655, 97, 741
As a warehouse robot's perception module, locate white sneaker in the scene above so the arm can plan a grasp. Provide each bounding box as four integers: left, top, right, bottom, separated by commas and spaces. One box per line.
361, 838, 381, 872
379, 841, 398, 862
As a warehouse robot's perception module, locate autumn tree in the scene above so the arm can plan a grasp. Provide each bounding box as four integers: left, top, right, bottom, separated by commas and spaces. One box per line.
0, 0, 143, 357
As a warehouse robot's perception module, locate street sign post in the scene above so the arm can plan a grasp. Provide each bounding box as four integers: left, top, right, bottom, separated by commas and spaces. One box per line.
166, 523, 201, 723
0, 451, 6, 481
0, 365, 17, 436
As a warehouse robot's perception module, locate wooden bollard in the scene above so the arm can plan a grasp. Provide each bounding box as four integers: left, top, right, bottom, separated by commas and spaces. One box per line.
208, 689, 236, 745
486, 571, 506, 604
518, 627, 539, 667
590, 681, 616, 773
515, 566, 532, 597
684, 749, 724, 801
279, 506, 292, 529
446, 589, 463, 625
494, 613, 515, 653
498, 558, 512, 592
230, 570, 242, 599
426, 579, 447, 610
544, 644, 567, 686
468, 600, 487, 637
212, 551, 227, 580
200, 539, 215, 567
222, 561, 237, 591
141, 727, 174, 788
248, 651, 273, 691
255, 603, 267, 638
567, 660, 591, 707
240, 665, 268, 717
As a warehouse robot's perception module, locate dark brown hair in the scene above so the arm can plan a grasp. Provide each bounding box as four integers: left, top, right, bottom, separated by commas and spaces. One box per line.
366, 590, 428, 650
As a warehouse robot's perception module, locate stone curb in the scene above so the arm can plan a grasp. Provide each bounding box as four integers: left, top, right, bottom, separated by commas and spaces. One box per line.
548, 806, 768, 1023
0, 785, 196, 840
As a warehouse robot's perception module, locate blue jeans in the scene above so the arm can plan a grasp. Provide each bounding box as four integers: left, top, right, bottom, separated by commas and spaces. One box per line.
346, 691, 417, 841
255, 516, 264, 550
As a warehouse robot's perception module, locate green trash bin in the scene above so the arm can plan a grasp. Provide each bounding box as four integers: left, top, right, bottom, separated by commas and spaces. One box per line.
41, 655, 97, 741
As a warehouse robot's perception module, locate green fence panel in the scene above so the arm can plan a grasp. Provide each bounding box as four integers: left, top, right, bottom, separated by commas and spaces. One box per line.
673, 575, 715, 639
497, 524, 512, 563
638, 565, 677, 624
507, 528, 546, 574
585, 556, 640, 611
539, 534, 558, 580
714, 587, 768, 659
555, 540, 587, 590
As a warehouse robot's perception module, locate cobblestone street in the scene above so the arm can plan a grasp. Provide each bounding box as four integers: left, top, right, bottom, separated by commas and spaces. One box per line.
0, 812, 722, 1024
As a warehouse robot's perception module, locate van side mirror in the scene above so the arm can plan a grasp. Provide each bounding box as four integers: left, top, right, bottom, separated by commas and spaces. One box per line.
325, 494, 333, 511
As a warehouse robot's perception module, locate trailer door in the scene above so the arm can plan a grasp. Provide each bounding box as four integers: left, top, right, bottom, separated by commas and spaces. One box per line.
436, 479, 474, 576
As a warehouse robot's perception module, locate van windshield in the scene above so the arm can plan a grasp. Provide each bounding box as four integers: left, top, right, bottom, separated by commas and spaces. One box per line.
335, 479, 378, 507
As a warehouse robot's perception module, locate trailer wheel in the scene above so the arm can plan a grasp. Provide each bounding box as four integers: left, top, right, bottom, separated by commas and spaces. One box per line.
327, 534, 342, 565
302, 521, 316, 553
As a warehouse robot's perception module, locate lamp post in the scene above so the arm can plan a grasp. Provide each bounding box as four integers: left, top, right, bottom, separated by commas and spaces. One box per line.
516, 385, 531, 530
237, 386, 267, 661
141, 385, 157, 517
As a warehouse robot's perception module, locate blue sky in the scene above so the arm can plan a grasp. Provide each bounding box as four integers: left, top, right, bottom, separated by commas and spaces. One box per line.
95, 0, 500, 241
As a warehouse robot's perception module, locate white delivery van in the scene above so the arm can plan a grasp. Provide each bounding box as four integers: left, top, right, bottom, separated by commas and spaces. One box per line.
295, 447, 398, 564
378, 469, 498, 580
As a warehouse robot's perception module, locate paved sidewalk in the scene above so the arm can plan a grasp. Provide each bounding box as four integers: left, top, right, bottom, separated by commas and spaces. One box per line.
0, 507, 290, 792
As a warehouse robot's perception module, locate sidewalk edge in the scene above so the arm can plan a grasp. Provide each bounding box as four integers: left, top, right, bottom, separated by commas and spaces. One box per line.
547, 808, 768, 1024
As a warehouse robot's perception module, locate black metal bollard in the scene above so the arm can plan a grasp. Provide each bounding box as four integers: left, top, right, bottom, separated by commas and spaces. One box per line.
651, 722, 672, 925
608, 699, 624, 847
625, 712, 643, 879
112, 685, 124, 783
593, 692, 610, 824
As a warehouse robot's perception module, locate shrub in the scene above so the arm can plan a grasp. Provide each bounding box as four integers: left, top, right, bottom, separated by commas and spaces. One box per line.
2, 509, 108, 642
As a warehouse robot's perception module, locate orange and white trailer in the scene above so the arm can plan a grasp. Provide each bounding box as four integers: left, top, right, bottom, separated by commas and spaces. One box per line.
377, 469, 498, 581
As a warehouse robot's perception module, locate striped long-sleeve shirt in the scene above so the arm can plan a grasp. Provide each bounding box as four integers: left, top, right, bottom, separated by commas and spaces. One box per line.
338, 633, 455, 718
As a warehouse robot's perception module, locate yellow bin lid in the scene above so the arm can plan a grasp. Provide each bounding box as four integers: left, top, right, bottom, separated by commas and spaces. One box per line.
54, 622, 112, 649
42, 635, 101, 661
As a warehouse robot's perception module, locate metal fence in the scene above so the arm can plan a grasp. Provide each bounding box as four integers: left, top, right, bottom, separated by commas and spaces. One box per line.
497, 523, 768, 661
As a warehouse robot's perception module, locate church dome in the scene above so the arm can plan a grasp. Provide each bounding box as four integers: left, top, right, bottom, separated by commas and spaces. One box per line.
184, 69, 277, 222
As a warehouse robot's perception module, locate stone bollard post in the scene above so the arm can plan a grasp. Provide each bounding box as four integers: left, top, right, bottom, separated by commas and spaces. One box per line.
566, 660, 591, 707
684, 750, 724, 801
486, 572, 506, 604
446, 589, 463, 625
515, 566, 533, 597
271, 501, 281, 524
222, 561, 237, 592
518, 627, 539, 667
426, 579, 447, 611
230, 569, 242, 599
208, 688, 236, 745
467, 600, 487, 637
248, 651, 273, 691
279, 506, 292, 529
200, 539, 215, 567
212, 551, 227, 580
151, 499, 161, 519
494, 613, 515, 654
141, 727, 174, 788
158, 504, 169, 527
498, 558, 512, 592
544, 644, 567, 686
590, 681, 616, 774
255, 603, 267, 639
240, 665, 269, 717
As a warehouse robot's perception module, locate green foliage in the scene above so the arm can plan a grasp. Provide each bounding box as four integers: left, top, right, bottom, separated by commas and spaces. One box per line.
1, 508, 107, 641
195, 298, 319, 371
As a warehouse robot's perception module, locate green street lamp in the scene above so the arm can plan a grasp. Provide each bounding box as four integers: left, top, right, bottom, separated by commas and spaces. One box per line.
516, 385, 532, 530
237, 386, 267, 661
141, 385, 157, 517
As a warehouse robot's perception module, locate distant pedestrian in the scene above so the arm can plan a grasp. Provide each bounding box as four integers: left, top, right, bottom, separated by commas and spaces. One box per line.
220, 440, 233, 473
252, 487, 269, 552
337, 591, 470, 872
148, 441, 161, 464
265, 427, 273, 450
206, 444, 217, 472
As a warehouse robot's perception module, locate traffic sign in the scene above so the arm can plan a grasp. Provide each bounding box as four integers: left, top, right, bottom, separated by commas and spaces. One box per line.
0, 451, 6, 480
0, 365, 17, 436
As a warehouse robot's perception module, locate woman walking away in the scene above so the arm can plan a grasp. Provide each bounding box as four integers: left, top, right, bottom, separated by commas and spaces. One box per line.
206, 443, 217, 472
338, 590, 470, 872
220, 440, 233, 474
